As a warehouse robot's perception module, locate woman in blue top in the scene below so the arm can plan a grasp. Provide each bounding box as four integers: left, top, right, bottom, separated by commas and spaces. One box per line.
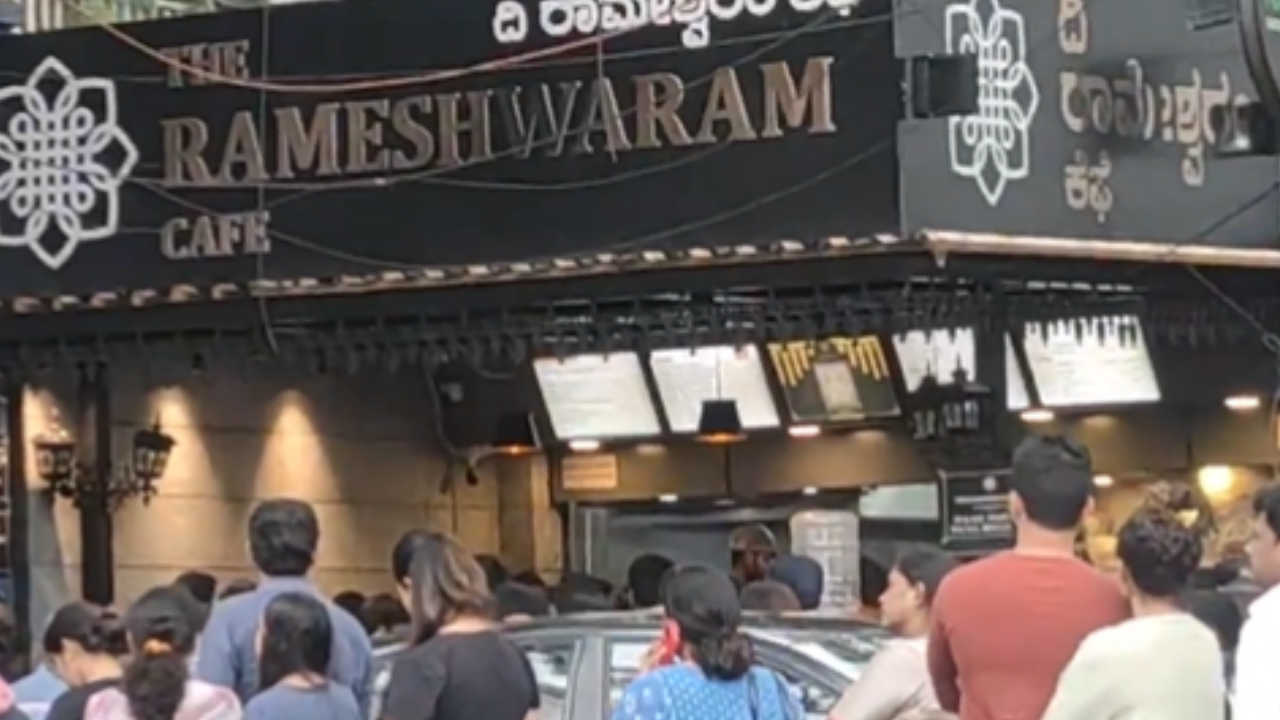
612, 565, 802, 720
244, 593, 360, 720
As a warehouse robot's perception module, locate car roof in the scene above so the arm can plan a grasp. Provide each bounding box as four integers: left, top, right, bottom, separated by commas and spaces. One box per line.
507, 610, 887, 636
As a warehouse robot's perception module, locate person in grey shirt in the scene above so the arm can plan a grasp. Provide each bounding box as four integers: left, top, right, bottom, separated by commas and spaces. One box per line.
244, 592, 360, 720
196, 499, 372, 711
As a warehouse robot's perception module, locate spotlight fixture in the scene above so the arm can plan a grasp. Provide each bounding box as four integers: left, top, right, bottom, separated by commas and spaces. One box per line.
567, 439, 601, 453
491, 413, 540, 455
696, 400, 745, 444
802, 486, 819, 496
788, 424, 821, 439
1224, 395, 1261, 411
658, 494, 679, 503
1093, 474, 1114, 488
1020, 408, 1055, 424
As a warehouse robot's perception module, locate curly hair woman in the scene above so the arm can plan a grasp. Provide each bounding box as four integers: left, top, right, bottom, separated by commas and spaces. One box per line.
1040, 483, 1225, 720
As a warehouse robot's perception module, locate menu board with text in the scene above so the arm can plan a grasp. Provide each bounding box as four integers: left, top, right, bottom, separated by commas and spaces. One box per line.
893, 328, 978, 392
939, 470, 1014, 553
649, 345, 780, 433
1018, 316, 1160, 408
533, 354, 662, 440
767, 336, 899, 421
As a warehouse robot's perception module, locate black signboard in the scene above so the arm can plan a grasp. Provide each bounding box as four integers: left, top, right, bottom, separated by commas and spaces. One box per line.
766, 335, 899, 421
894, 0, 1279, 258
939, 469, 1014, 553
0, 0, 900, 301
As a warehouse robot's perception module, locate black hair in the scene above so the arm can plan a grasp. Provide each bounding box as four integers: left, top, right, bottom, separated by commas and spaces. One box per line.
217, 578, 257, 601
474, 554, 510, 591
860, 557, 889, 608
1118, 483, 1203, 598
1010, 434, 1095, 531
172, 571, 217, 606
248, 499, 319, 577
122, 586, 201, 720
893, 548, 960, 603
495, 583, 551, 619
511, 570, 547, 588
739, 580, 801, 613
259, 592, 333, 690
627, 554, 674, 608
362, 593, 410, 634
409, 533, 494, 644
43, 602, 128, 657
1254, 484, 1280, 541
664, 565, 753, 681
391, 530, 434, 586
332, 590, 366, 625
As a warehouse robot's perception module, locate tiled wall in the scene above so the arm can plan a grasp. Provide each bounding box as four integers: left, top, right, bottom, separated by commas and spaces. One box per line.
19, 366, 556, 634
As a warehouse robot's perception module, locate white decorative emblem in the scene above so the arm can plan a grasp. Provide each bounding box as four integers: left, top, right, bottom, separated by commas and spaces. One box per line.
944, 0, 1040, 207
0, 57, 138, 270
982, 475, 998, 492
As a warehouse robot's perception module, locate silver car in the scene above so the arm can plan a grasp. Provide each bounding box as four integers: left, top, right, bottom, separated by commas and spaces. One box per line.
373, 612, 887, 720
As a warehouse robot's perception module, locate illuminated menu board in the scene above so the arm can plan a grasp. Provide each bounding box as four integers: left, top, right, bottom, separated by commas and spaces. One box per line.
649, 345, 780, 433
767, 336, 899, 421
533, 353, 661, 440
1017, 315, 1160, 408
893, 328, 978, 392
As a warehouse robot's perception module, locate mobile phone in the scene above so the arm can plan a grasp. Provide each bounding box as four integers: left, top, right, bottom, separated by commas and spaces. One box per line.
654, 619, 680, 666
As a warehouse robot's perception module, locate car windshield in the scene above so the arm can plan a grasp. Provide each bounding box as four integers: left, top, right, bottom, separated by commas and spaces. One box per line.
752, 627, 888, 680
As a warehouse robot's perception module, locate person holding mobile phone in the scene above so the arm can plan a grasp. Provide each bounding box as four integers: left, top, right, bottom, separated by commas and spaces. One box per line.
614, 565, 801, 720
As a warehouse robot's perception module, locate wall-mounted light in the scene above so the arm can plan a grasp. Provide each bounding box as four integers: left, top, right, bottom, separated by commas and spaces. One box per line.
492, 413, 540, 455
658, 494, 679, 503
1093, 474, 1114, 488
34, 417, 176, 510
567, 439, 601, 453
1225, 395, 1261, 411
788, 424, 821, 439
1197, 465, 1234, 497
697, 399, 745, 444
1020, 408, 1055, 424
802, 486, 819, 496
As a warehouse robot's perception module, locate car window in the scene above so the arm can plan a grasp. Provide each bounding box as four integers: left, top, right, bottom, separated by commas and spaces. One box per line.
517, 638, 579, 720
606, 636, 840, 720
607, 637, 659, 709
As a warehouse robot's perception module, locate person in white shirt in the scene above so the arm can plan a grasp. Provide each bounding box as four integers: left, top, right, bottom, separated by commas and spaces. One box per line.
1235, 484, 1280, 720
1042, 484, 1224, 720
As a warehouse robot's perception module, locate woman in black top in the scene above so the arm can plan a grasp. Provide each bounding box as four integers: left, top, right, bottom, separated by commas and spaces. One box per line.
44, 602, 128, 720
382, 532, 539, 720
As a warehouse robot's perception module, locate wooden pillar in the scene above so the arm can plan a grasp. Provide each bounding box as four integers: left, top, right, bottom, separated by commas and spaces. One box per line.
77, 363, 113, 605
4, 375, 31, 671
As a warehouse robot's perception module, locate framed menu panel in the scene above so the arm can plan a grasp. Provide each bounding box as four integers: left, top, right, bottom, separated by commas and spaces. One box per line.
533, 353, 661, 440
649, 345, 780, 433
939, 470, 1014, 554
1019, 315, 1161, 408
893, 328, 978, 392
767, 336, 900, 421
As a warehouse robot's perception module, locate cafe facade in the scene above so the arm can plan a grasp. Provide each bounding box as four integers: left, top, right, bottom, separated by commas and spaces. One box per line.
0, 0, 1276, 648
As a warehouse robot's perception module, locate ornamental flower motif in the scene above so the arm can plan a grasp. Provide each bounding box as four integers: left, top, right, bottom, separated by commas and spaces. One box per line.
944, 0, 1040, 207
0, 56, 139, 270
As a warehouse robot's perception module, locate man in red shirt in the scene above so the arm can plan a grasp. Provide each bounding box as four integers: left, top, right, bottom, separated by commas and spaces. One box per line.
927, 435, 1129, 720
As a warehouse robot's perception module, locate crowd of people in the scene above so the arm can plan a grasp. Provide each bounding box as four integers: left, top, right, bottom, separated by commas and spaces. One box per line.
0, 433, 1271, 720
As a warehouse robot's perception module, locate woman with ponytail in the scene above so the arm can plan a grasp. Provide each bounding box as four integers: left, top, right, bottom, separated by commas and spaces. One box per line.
43, 602, 127, 720
1040, 482, 1225, 720
83, 587, 240, 720
612, 565, 801, 720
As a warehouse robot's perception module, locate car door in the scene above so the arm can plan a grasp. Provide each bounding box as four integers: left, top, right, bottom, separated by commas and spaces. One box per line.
510, 631, 587, 720
601, 633, 847, 720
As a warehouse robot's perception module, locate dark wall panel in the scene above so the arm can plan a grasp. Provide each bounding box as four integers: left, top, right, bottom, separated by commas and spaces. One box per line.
730, 429, 931, 496
551, 444, 727, 503
1191, 407, 1276, 466
1024, 410, 1189, 473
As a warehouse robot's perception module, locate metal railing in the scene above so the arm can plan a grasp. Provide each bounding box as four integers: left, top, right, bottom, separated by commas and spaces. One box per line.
23, 0, 221, 33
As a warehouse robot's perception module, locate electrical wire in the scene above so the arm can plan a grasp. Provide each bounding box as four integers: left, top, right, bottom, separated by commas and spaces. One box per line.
62, 0, 645, 93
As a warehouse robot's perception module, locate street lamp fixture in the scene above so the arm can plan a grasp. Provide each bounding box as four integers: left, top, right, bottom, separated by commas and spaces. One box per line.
34, 418, 176, 510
